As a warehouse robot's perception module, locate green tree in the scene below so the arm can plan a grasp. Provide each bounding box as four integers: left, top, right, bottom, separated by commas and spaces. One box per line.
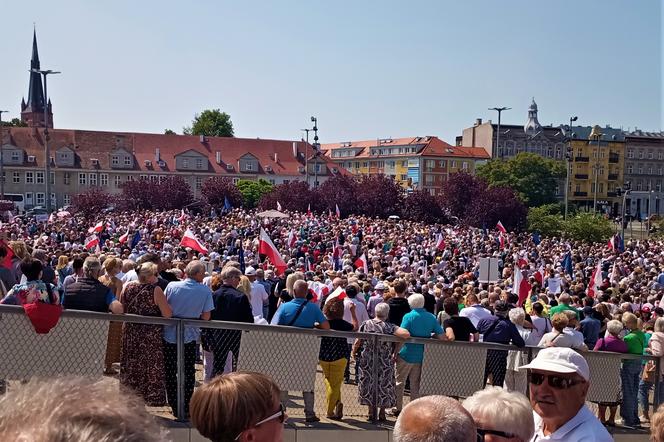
0, 118, 27, 127
477, 152, 565, 207
183, 109, 234, 137
527, 205, 565, 237
164, 129, 176, 135
237, 179, 274, 208
563, 213, 612, 243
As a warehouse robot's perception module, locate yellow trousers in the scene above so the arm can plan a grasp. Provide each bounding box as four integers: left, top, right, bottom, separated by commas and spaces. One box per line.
319, 358, 347, 416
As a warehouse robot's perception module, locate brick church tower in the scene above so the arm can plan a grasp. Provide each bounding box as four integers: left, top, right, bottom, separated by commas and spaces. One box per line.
20, 29, 53, 128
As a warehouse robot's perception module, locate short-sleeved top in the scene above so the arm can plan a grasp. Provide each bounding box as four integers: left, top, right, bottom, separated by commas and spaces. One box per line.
164, 278, 214, 344
319, 318, 353, 362
624, 329, 647, 355
272, 298, 326, 328
549, 303, 579, 319
399, 308, 444, 364
443, 315, 477, 342
387, 297, 411, 326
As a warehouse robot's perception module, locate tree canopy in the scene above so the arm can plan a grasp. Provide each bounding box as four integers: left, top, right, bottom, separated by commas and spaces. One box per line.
0, 118, 27, 127
476, 152, 565, 207
183, 109, 234, 137
237, 179, 274, 208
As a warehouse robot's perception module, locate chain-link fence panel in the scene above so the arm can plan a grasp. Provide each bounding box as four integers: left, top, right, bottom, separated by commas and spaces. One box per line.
420, 341, 488, 398
584, 352, 626, 404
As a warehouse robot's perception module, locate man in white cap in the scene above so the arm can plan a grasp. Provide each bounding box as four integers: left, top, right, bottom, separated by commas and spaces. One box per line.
366, 281, 386, 318
519, 347, 611, 441
245, 266, 268, 319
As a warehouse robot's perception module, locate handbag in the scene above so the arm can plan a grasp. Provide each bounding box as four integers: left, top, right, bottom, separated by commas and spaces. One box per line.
23, 301, 63, 334
642, 338, 657, 383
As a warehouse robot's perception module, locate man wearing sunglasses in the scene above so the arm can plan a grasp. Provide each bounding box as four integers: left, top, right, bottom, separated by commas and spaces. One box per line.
519, 348, 612, 441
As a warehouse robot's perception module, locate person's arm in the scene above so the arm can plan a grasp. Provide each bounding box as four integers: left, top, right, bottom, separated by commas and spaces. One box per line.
445, 326, 456, 341
651, 335, 664, 357
153, 286, 172, 318
201, 311, 211, 321
511, 324, 525, 347
201, 290, 214, 321
315, 319, 330, 330
433, 320, 447, 341
394, 326, 410, 339
106, 289, 124, 314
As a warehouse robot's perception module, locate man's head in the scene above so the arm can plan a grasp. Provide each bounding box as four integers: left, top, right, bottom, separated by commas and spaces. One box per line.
82, 257, 103, 280
293, 280, 309, 299
558, 293, 571, 305
493, 300, 510, 317
220, 266, 242, 288
519, 348, 590, 430
394, 395, 476, 442
185, 260, 207, 283
244, 266, 257, 281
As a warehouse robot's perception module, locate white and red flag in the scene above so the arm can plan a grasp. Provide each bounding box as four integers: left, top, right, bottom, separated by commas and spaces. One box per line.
354, 253, 369, 274
118, 229, 130, 244
435, 233, 445, 250
259, 228, 287, 275
324, 286, 347, 305
335, 204, 341, 218
513, 266, 532, 306
178, 209, 187, 222
333, 239, 342, 259
85, 235, 100, 250
287, 230, 297, 248
496, 221, 507, 233
88, 221, 104, 234
586, 260, 603, 298
307, 204, 312, 216
277, 201, 282, 211
180, 228, 209, 254
534, 265, 545, 285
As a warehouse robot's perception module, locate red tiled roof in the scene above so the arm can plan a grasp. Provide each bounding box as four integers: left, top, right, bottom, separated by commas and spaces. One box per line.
322, 136, 490, 159
2, 127, 345, 176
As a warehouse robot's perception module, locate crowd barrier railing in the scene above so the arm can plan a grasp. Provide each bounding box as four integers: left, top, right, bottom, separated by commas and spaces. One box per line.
0, 304, 660, 423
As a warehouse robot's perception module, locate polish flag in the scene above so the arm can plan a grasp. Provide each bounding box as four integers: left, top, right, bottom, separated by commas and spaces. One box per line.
287, 230, 297, 248
496, 221, 507, 233
333, 239, 342, 259
277, 201, 282, 211
118, 229, 130, 244
324, 286, 347, 305
534, 266, 545, 285
179, 209, 187, 222
88, 221, 104, 234
335, 204, 341, 218
180, 228, 209, 254
435, 233, 445, 250
586, 261, 603, 298
514, 266, 532, 306
499, 233, 506, 250
354, 253, 369, 274
259, 228, 287, 275
85, 235, 100, 250
307, 204, 312, 216
517, 255, 529, 269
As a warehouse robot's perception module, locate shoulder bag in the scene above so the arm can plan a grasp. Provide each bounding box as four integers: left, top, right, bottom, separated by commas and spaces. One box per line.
286, 300, 309, 327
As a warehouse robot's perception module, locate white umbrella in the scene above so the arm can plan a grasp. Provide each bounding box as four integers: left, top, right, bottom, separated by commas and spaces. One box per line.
56, 210, 71, 218
256, 209, 289, 219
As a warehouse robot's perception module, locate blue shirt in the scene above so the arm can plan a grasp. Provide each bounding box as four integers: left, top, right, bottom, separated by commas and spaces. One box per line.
271, 298, 326, 328
399, 308, 444, 364
579, 316, 601, 349
477, 316, 525, 347
164, 279, 214, 344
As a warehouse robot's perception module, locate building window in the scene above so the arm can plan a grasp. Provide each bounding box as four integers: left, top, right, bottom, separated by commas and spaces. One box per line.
25, 192, 33, 205
111, 155, 119, 166
283, 180, 290, 185
636, 182, 642, 191
362, 162, 368, 168
196, 159, 204, 169
425, 175, 434, 184
269, 179, 275, 185
12, 172, 19, 184
36, 171, 44, 184
195, 176, 203, 189
639, 151, 644, 159
89, 174, 97, 186
115, 175, 121, 187
315, 164, 322, 173
150, 175, 158, 182
232, 178, 239, 184
245, 162, 254, 171
439, 160, 446, 167
26, 171, 34, 184
140, 175, 148, 181
79, 173, 86, 185
660, 152, 664, 160
182, 159, 189, 169
599, 167, 604, 176
63, 194, 71, 205
159, 175, 166, 183
575, 184, 581, 192
649, 167, 654, 175
649, 152, 654, 159
638, 165, 643, 174
126, 175, 133, 182
462, 161, 469, 170
124, 156, 132, 166
50, 172, 54, 185
627, 150, 634, 159
100, 174, 108, 187
451, 161, 457, 168
401, 174, 408, 180
36, 193, 45, 206
660, 168, 663, 176
599, 183, 604, 193
50, 193, 56, 208
354, 162, 360, 169
64, 172, 70, 185
627, 165, 633, 174
11, 151, 20, 162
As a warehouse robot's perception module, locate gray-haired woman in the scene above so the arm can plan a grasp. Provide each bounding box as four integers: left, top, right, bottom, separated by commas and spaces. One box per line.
352, 302, 410, 421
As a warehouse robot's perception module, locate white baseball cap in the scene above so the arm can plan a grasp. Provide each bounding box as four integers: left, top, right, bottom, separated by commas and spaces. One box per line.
518, 347, 590, 381
244, 266, 257, 276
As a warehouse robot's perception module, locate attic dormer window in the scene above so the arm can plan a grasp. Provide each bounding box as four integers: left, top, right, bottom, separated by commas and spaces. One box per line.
124, 156, 132, 166
112, 155, 119, 166
11, 152, 19, 161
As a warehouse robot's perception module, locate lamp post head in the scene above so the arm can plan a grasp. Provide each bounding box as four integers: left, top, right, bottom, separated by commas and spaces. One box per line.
571, 116, 578, 122
589, 125, 603, 139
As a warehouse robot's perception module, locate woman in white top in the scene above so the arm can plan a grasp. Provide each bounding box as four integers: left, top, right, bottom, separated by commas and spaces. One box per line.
538, 312, 588, 351
528, 301, 551, 344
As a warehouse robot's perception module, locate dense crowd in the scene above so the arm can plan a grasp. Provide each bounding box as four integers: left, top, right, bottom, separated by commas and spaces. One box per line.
2, 206, 664, 440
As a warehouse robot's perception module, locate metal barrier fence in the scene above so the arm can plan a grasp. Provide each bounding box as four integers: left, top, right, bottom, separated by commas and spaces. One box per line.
0, 304, 661, 423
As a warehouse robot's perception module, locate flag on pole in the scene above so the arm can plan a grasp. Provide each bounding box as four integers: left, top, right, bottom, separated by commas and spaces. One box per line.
496, 221, 507, 233
335, 204, 341, 218
561, 251, 573, 277
354, 253, 369, 274
608, 235, 616, 251
178, 209, 186, 222
587, 260, 603, 298
130, 231, 142, 249
498, 233, 506, 250
88, 221, 104, 234
534, 265, 545, 285
85, 235, 100, 250
287, 230, 297, 248
513, 266, 532, 306
118, 229, 130, 244
180, 228, 209, 254
516, 254, 529, 269
307, 203, 312, 216
610, 260, 620, 284
259, 228, 287, 275
435, 233, 445, 250
277, 201, 282, 211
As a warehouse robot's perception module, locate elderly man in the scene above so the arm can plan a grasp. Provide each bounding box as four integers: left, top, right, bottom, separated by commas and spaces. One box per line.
519, 347, 612, 441
549, 293, 578, 318
366, 281, 386, 318
63, 257, 123, 314
392, 293, 446, 416
163, 260, 214, 417
459, 293, 492, 327
393, 395, 476, 442
244, 266, 269, 319
272, 279, 329, 422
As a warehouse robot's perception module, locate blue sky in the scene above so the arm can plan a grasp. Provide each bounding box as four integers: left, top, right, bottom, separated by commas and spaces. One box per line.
1, 0, 662, 144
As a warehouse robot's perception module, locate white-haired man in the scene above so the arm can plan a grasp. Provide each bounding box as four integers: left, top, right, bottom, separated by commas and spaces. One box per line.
394, 395, 476, 442
519, 347, 612, 441
392, 293, 446, 416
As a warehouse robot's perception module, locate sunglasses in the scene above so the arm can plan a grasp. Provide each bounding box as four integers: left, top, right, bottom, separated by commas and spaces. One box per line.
234, 403, 286, 441
527, 371, 585, 390
477, 428, 515, 441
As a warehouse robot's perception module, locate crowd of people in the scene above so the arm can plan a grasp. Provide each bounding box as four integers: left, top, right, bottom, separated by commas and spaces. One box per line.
2, 206, 664, 439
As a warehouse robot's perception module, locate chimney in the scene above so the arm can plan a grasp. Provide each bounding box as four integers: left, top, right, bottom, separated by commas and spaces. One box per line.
475, 118, 483, 126
155, 148, 160, 162
215, 151, 221, 164
274, 152, 278, 163
292, 142, 298, 158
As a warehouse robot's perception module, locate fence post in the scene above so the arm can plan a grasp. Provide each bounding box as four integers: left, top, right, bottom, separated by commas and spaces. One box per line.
655, 356, 662, 410
370, 334, 380, 422
176, 319, 186, 421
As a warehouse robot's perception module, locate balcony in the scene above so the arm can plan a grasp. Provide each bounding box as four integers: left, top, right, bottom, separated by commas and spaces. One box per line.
609, 155, 620, 164
574, 174, 589, 179
575, 156, 590, 162
608, 173, 619, 181
573, 191, 588, 197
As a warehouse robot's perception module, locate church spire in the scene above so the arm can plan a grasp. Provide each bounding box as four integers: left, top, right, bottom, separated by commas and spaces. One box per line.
21, 27, 52, 127
524, 97, 542, 136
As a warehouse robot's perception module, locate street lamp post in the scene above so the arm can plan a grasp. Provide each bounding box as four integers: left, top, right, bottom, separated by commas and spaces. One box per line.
589, 125, 603, 214
311, 116, 319, 188
31, 68, 60, 213
0, 110, 8, 199
648, 189, 654, 238
564, 116, 578, 220
301, 128, 310, 186
621, 182, 631, 240
488, 107, 511, 158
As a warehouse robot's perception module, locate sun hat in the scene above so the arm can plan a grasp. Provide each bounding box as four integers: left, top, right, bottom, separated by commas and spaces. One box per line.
518, 347, 590, 381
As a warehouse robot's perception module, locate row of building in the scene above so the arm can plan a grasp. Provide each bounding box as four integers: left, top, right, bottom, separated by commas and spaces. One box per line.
2, 31, 662, 218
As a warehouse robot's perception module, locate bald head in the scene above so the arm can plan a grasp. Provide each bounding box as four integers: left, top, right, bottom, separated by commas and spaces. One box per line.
394, 396, 476, 442
293, 280, 309, 298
